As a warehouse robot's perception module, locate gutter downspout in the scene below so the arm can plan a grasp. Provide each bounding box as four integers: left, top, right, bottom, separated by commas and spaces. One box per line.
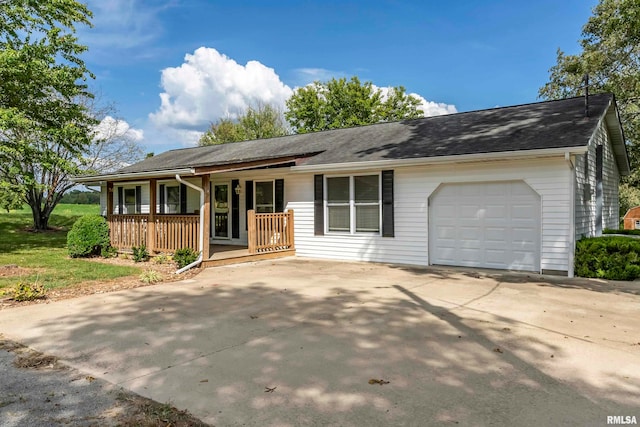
175, 174, 204, 274
565, 152, 575, 278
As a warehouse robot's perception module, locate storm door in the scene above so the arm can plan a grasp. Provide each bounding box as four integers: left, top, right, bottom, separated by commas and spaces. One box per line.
213, 183, 230, 239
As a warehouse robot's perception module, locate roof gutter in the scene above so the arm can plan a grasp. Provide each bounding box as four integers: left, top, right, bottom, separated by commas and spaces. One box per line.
174, 174, 204, 274
72, 168, 195, 184
291, 146, 589, 173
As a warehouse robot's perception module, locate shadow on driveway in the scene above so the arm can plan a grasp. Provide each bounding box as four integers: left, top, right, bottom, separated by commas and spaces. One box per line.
1, 260, 639, 426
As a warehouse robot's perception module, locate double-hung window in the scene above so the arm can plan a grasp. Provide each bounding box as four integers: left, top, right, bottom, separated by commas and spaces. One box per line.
166, 185, 180, 214
120, 186, 141, 214
326, 175, 380, 233
255, 181, 275, 213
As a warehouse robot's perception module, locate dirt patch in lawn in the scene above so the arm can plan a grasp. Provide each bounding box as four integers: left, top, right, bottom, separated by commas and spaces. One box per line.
0, 264, 37, 278
0, 257, 201, 310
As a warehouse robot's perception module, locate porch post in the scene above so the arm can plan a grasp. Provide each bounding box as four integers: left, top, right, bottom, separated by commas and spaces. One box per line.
106, 181, 114, 246
201, 174, 211, 259
148, 178, 156, 253
248, 209, 256, 254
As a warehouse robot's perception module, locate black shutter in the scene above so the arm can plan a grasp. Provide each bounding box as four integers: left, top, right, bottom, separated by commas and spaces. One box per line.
135, 186, 142, 214
180, 183, 187, 214
382, 170, 394, 237
275, 179, 285, 212
117, 187, 123, 215
159, 184, 165, 214
314, 174, 324, 236
232, 179, 240, 238
245, 180, 253, 230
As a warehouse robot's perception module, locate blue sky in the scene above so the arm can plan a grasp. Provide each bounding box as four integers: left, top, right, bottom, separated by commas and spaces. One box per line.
79, 0, 597, 153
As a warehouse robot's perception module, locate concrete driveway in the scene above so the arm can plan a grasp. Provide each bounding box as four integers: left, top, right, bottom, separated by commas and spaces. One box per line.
0, 258, 639, 426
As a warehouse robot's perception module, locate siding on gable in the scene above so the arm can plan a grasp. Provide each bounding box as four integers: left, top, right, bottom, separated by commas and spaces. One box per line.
574, 121, 620, 239
289, 157, 572, 272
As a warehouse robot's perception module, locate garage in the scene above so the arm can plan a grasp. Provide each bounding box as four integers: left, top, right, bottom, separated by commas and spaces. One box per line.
429, 181, 541, 272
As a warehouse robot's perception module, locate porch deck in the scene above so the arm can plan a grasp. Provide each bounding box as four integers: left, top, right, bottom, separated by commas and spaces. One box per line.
203, 244, 295, 268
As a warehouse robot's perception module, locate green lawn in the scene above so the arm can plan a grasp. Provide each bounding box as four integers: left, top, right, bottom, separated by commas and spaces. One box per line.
0, 204, 140, 292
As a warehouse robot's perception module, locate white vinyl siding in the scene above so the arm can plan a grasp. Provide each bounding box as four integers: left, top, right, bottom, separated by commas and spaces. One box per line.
289, 157, 572, 273
100, 185, 107, 216
574, 121, 620, 239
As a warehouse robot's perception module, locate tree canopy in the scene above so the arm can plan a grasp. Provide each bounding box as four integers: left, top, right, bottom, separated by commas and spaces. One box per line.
539, 0, 640, 186
0, 0, 97, 228
199, 104, 288, 145
284, 76, 424, 133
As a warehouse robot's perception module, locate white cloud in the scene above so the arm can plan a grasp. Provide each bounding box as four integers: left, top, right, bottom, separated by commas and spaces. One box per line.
148, 48, 456, 146
412, 93, 458, 116
94, 116, 144, 142
150, 47, 293, 131
375, 86, 457, 117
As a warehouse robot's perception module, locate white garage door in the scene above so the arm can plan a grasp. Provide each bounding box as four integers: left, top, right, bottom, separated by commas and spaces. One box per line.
429, 181, 540, 272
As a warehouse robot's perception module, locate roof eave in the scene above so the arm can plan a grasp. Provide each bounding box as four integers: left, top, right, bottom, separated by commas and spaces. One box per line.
71, 168, 196, 183
291, 146, 589, 173
604, 97, 631, 176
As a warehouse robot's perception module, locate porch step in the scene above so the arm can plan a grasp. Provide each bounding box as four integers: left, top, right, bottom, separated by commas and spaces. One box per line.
201, 249, 295, 268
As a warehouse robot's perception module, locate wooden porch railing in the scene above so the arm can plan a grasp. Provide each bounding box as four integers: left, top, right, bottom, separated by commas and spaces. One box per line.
108, 214, 199, 253
154, 215, 199, 252
247, 210, 295, 254
108, 214, 148, 250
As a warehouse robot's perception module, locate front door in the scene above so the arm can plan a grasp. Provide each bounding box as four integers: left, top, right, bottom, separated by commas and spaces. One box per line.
213, 183, 230, 239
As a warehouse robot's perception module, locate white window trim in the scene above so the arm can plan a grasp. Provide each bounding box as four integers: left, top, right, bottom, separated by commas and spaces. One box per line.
165, 184, 181, 214
324, 174, 382, 235
254, 180, 275, 214
118, 185, 140, 214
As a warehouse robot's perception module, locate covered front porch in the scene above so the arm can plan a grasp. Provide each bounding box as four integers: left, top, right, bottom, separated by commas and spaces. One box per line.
107, 209, 295, 266
104, 169, 297, 267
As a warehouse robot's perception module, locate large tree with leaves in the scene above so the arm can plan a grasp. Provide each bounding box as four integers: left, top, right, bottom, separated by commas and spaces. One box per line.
0, 0, 97, 229
199, 104, 288, 146
539, 0, 640, 206
285, 76, 424, 133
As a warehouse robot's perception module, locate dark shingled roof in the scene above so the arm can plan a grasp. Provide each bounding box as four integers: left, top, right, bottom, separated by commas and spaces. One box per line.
118, 93, 617, 174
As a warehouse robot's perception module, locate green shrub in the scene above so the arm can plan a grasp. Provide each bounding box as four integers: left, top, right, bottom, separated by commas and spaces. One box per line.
173, 248, 199, 269
132, 245, 149, 262
139, 269, 163, 284
13, 281, 46, 301
603, 228, 640, 236
101, 245, 118, 258
153, 253, 171, 264
67, 215, 111, 258
575, 236, 640, 280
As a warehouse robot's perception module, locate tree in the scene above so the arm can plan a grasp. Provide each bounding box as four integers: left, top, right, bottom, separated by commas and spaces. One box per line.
285, 76, 424, 133
79, 96, 145, 176
539, 0, 640, 186
199, 104, 288, 145
0, 0, 96, 230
